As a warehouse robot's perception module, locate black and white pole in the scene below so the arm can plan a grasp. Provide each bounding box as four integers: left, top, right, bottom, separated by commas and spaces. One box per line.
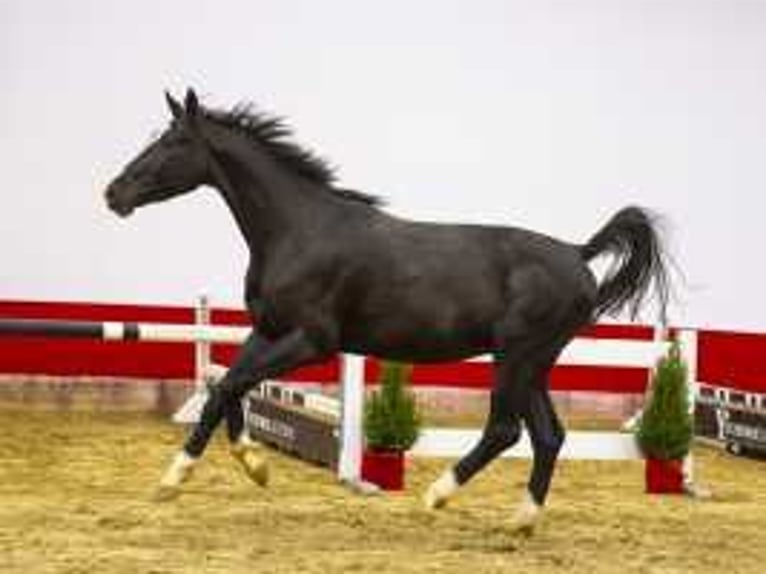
0, 317, 251, 344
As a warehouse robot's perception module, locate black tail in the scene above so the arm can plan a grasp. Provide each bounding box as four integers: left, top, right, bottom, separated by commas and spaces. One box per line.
581, 206, 671, 324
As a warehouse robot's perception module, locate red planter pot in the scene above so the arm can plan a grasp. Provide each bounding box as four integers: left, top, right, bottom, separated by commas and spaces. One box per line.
645, 457, 684, 494
361, 449, 405, 491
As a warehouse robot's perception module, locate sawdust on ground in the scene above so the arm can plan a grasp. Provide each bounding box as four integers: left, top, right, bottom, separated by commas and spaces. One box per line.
0, 411, 764, 574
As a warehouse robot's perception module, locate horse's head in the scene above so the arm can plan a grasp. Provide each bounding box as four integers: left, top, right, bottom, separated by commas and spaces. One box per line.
105, 89, 210, 217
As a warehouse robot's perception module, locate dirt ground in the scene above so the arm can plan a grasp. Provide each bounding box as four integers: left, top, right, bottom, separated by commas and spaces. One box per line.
0, 411, 764, 574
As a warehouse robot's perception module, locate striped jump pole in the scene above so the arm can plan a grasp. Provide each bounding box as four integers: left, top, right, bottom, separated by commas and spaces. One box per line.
0, 306, 253, 425
0, 318, 251, 344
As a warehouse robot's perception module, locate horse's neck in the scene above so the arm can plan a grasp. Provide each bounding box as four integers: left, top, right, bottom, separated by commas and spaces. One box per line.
209, 137, 336, 264
210, 164, 260, 240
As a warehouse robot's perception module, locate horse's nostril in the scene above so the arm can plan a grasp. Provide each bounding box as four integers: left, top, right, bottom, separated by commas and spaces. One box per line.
104, 183, 120, 209
105, 185, 118, 206
106, 180, 118, 196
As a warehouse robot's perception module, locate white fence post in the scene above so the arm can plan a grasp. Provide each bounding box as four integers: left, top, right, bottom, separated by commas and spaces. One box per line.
172, 294, 213, 424
337, 354, 365, 483
678, 329, 699, 486
678, 329, 699, 408
194, 294, 211, 388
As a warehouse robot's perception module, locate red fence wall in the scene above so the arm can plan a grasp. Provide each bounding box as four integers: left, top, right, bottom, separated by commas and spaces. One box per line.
697, 330, 766, 394
1, 299, 765, 394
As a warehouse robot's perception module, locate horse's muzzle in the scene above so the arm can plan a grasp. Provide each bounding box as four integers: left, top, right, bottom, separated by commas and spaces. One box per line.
105, 182, 135, 217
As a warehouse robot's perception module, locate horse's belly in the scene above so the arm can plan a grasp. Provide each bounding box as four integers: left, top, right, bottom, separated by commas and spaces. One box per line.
340, 314, 494, 363
370, 344, 490, 364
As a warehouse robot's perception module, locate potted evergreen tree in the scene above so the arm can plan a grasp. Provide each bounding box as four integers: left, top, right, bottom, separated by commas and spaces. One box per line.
636, 339, 693, 494
362, 361, 422, 491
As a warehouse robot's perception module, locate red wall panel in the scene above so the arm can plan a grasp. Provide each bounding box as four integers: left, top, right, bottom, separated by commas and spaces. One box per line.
3, 299, 765, 395
697, 330, 766, 393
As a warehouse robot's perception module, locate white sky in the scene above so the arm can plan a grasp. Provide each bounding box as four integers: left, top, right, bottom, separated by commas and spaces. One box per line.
1, 0, 765, 331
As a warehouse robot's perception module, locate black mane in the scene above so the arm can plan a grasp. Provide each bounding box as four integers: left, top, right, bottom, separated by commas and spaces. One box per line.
204, 103, 383, 207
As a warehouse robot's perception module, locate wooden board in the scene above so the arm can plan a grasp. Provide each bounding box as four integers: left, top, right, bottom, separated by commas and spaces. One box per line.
247, 396, 339, 469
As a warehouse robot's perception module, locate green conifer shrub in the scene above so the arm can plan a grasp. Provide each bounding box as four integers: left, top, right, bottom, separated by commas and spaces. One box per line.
363, 361, 422, 451
636, 340, 693, 460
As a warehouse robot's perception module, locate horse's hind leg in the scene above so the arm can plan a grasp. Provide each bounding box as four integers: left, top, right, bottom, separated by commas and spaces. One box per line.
513, 312, 592, 533
455, 382, 525, 484
512, 385, 565, 534
425, 264, 558, 510
425, 271, 593, 535
424, 365, 526, 509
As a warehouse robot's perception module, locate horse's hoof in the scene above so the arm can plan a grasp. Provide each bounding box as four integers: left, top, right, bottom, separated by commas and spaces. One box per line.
513, 524, 535, 538
511, 492, 541, 536
342, 478, 382, 496
424, 488, 448, 510
424, 469, 458, 510
152, 484, 182, 503
684, 481, 713, 500
152, 451, 196, 502
231, 443, 269, 487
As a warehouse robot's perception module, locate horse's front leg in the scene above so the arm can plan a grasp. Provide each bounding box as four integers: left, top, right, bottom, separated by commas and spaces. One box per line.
154, 328, 324, 501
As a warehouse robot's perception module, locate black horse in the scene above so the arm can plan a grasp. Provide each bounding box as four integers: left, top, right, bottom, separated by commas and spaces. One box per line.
105, 89, 670, 532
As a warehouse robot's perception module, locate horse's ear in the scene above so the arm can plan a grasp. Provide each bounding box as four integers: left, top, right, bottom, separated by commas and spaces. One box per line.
165, 91, 184, 120
184, 88, 200, 119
